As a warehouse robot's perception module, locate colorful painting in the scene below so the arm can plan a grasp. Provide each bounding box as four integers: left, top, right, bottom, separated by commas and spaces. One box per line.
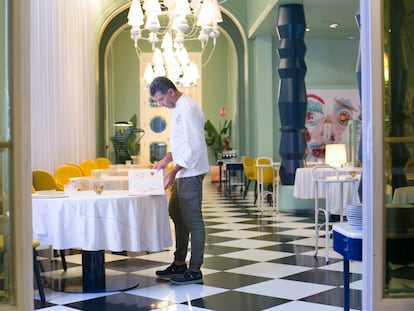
305, 89, 361, 163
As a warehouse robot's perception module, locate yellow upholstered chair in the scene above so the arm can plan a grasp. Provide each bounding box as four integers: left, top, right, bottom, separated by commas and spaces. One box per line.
96, 157, 111, 169
33, 169, 64, 191
67, 163, 85, 175
80, 159, 99, 176
55, 164, 84, 188
242, 156, 258, 202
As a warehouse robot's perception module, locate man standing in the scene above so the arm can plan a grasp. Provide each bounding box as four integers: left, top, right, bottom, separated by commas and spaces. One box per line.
150, 77, 209, 285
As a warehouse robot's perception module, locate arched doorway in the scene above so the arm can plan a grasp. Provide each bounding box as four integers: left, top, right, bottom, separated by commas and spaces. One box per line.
96, 4, 248, 165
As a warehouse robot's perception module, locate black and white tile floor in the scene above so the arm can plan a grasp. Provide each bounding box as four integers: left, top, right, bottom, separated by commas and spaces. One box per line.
34, 179, 362, 310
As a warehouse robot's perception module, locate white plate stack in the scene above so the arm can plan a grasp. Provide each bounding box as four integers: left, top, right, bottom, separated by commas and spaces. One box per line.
346, 203, 363, 230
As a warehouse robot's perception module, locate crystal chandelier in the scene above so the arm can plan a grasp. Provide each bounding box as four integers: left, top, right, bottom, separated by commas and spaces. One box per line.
127, 0, 225, 87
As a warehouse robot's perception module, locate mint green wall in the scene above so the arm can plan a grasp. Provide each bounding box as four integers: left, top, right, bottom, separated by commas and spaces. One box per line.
110, 29, 140, 126
249, 35, 280, 159
305, 38, 360, 89
222, 0, 247, 28
202, 34, 237, 162
246, 0, 277, 29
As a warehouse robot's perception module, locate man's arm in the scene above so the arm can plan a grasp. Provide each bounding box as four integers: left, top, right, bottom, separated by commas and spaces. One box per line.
153, 152, 173, 170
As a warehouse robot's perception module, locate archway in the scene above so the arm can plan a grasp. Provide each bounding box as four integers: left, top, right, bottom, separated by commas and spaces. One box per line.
96, 4, 248, 164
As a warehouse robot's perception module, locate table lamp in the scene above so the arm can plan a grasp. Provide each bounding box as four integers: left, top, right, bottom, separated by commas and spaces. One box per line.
325, 143, 347, 168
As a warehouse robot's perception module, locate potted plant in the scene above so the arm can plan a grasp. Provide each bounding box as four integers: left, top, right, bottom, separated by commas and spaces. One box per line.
204, 119, 232, 161
126, 114, 145, 158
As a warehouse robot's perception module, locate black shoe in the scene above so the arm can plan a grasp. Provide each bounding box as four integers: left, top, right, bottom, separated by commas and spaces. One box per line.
170, 269, 203, 285
155, 263, 187, 279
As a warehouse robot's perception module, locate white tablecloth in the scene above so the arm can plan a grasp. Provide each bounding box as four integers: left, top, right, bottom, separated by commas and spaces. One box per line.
293, 167, 361, 214
32, 190, 172, 252
392, 186, 414, 204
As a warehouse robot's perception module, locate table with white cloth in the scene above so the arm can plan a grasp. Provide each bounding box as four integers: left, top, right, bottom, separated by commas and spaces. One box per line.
392, 186, 414, 204
293, 167, 362, 215
32, 190, 172, 292
69, 175, 129, 191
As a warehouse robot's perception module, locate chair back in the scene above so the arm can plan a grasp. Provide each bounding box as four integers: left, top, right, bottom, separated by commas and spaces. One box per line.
242, 156, 257, 181
66, 163, 85, 175
96, 157, 111, 169
311, 165, 339, 181
256, 157, 275, 184
33, 169, 64, 191
55, 164, 84, 186
80, 160, 99, 176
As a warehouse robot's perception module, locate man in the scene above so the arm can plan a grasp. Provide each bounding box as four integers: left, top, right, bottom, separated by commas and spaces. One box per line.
150, 77, 209, 285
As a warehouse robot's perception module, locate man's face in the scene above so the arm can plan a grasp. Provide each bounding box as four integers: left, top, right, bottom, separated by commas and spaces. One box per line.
152, 89, 175, 108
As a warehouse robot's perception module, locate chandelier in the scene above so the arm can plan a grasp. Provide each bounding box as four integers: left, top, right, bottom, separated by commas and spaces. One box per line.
127, 0, 226, 87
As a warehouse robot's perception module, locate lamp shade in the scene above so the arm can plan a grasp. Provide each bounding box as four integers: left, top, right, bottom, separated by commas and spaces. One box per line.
325, 144, 347, 167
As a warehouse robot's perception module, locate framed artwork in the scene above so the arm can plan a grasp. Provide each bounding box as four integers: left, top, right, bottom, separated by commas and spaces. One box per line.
305, 89, 361, 164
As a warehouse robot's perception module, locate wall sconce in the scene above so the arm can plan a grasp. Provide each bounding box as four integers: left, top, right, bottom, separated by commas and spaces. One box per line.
325, 143, 347, 168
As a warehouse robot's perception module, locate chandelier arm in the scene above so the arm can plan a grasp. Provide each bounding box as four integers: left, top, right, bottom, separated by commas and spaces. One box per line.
183, 15, 198, 38
134, 45, 146, 63
201, 40, 216, 67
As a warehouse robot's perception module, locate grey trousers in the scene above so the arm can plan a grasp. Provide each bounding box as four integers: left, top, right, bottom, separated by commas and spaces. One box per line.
169, 174, 205, 270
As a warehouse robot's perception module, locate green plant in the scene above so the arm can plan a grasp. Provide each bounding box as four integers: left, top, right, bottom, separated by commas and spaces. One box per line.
126, 114, 145, 156
204, 119, 232, 160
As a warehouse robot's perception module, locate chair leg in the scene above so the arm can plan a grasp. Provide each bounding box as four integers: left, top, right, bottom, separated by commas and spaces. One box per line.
243, 180, 251, 199
60, 250, 67, 271
33, 248, 45, 303
253, 181, 258, 205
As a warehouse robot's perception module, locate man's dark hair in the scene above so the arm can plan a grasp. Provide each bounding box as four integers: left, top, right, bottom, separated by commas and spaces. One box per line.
149, 76, 177, 96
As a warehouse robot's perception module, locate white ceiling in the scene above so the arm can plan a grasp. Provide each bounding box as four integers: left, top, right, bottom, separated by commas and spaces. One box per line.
250, 0, 360, 40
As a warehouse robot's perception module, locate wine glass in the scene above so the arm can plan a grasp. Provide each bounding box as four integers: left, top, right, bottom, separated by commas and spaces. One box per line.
94, 184, 104, 195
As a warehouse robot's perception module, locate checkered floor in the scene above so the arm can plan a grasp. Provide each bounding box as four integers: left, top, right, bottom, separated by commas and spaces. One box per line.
34, 178, 363, 311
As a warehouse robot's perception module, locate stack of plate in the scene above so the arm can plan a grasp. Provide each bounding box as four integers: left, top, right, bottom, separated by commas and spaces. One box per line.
346, 203, 363, 230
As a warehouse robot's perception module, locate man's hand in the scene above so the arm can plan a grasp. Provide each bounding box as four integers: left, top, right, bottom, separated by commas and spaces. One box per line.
163, 169, 177, 189
153, 158, 167, 170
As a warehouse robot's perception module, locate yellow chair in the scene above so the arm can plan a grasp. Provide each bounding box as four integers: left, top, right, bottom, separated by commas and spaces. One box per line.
95, 157, 111, 169
80, 159, 99, 176
55, 164, 84, 187
33, 169, 64, 191
67, 163, 85, 175
242, 156, 257, 202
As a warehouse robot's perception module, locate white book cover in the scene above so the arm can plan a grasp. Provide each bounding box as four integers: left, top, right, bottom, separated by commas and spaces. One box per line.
128, 169, 165, 195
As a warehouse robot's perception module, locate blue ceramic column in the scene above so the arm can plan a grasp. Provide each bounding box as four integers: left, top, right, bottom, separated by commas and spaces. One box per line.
277, 4, 307, 185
